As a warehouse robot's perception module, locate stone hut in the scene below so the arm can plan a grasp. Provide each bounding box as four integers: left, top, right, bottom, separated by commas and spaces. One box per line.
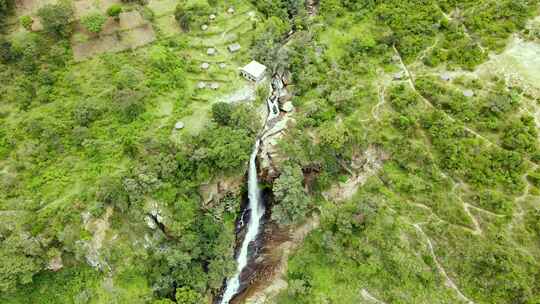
240, 60, 267, 82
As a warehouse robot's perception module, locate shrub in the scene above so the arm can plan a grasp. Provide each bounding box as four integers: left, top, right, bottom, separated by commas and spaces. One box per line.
211, 102, 233, 125
106, 4, 122, 20
81, 12, 107, 34
19, 15, 33, 30
174, 1, 210, 31
37, 3, 73, 38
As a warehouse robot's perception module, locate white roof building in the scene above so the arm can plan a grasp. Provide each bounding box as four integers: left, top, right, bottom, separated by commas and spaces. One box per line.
240, 60, 267, 82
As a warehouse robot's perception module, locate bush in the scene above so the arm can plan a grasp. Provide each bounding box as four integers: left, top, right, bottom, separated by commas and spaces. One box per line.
81, 12, 107, 34
211, 102, 233, 126
19, 15, 33, 30
272, 163, 310, 225
174, 1, 210, 31
106, 4, 122, 20
37, 3, 73, 38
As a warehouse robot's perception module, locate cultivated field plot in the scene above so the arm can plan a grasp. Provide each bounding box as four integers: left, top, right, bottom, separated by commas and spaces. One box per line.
164, 4, 262, 138
71, 11, 156, 61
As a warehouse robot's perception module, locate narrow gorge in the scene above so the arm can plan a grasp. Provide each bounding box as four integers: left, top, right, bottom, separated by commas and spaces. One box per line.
217, 74, 288, 304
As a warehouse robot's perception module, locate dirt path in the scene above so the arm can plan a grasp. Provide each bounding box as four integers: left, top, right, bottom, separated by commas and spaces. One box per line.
360, 289, 387, 304
392, 46, 499, 149
413, 224, 476, 304
306, 0, 318, 17
372, 85, 386, 122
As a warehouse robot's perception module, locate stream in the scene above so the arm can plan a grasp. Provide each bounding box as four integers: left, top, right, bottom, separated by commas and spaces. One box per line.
218, 76, 283, 304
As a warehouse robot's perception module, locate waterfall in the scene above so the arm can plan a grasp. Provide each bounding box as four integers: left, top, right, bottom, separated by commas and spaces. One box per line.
220, 139, 265, 304
220, 75, 283, 304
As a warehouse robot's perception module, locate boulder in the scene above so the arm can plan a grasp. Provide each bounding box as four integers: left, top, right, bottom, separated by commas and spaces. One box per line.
207, 48, 216, 56
281, 101, 294, 112
174, 121, 185, 130
197, 82, 206, 89
440, 72, 452, 81
201, 62, 210, 70
201, 24, 208, 31
463, 89, 474, 97
227, 7, 235, 14
393, 71, 404, 80
210, 82, 220, 90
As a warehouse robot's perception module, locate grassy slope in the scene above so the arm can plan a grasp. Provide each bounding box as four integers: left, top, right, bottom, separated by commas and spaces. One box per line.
275, 3, 540, 304
0, 0, 261, 302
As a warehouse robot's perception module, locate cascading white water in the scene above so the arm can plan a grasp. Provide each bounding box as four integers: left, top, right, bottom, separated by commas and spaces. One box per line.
220, 140, 265, 304
220, 76, 283, 304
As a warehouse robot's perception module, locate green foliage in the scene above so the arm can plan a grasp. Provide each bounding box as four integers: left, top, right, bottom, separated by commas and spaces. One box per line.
175, 286, 202, 304
107, 4, 122, 19
37, 3, 73, 38
272, 163, 310, 225
0, 233, 44, 293
211, 102, 260, 135
19, 15, 33, 30
174, 0, 210, 31
81, 12, 107, 34
251, 16, 291, 69
211, 102, 233, 126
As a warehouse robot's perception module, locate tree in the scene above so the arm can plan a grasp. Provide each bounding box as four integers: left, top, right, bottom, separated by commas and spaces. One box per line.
174, 1, 210, 31
107, 4, 122, 20
272, 163, 310, 225
211, 102, 233, 126
175, 286, 202, 304
0, 0, 13, 22
37, 3, 73, 38
81, 12, 107, 34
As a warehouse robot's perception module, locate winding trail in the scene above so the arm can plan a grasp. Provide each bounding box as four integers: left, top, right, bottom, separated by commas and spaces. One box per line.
413, 223, 476, 304
392, 46, 498, 148
360, 289, 387, 304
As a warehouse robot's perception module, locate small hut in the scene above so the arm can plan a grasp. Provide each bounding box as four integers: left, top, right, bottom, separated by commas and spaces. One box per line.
227, 43, 241, 53
240, 60, 267, 82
